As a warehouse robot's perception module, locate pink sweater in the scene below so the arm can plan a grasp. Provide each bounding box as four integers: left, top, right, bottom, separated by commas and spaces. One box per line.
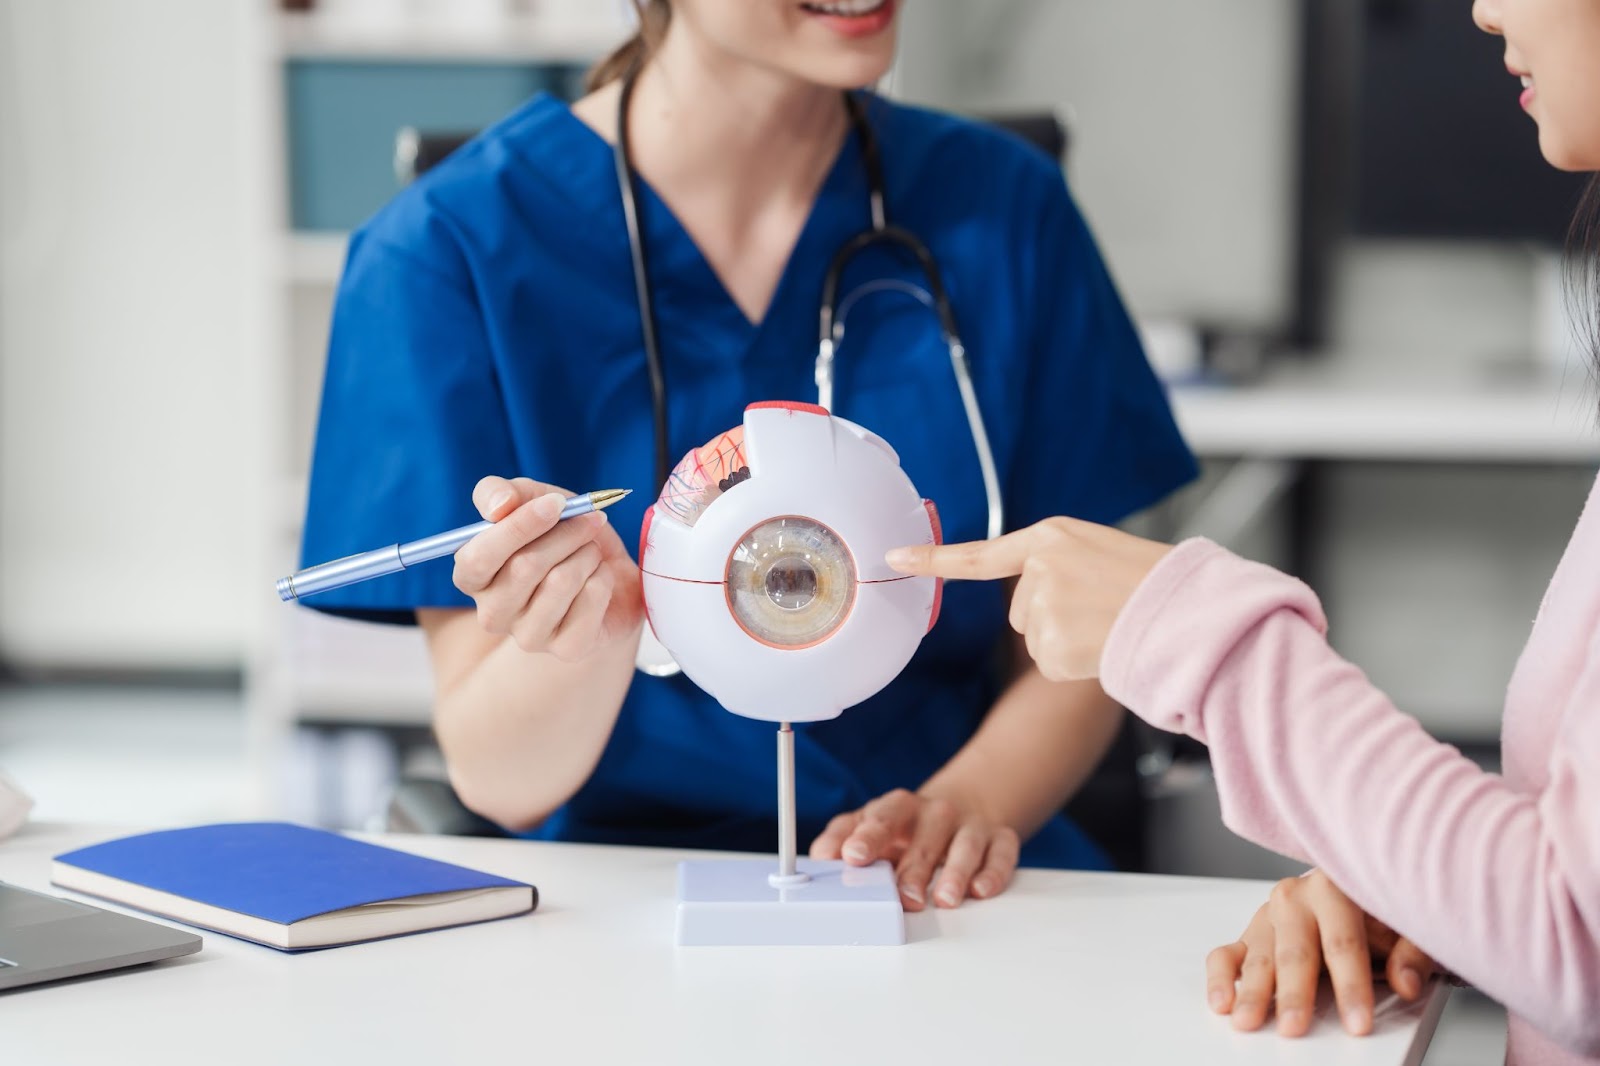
1101, 479, 1600, 1066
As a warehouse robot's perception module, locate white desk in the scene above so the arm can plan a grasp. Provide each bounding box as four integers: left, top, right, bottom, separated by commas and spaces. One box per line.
2, 824, 1447, 1066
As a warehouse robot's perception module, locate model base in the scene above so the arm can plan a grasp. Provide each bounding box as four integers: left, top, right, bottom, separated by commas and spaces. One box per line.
675, 858, 904, 946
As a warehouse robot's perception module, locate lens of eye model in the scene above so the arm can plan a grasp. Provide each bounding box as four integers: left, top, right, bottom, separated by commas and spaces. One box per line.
764, 557, 818, 611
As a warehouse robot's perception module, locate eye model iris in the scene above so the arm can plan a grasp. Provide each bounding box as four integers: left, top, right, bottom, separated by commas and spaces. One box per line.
726, 517, 855, 648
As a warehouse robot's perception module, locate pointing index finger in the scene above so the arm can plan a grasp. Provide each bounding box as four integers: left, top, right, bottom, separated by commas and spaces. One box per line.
885, 530, 1033, 581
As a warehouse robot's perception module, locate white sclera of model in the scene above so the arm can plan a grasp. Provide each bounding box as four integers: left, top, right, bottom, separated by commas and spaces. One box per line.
639, 401, 942, 946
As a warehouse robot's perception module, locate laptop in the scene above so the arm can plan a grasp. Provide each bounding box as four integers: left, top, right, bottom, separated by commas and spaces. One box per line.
0, 880, 200, 990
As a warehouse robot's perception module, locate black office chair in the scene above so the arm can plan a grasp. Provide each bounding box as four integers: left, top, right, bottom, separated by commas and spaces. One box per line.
380, 108, 1150, 870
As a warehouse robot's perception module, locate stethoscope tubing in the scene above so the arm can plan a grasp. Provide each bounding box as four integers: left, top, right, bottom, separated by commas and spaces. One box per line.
614, 65, 1003, 541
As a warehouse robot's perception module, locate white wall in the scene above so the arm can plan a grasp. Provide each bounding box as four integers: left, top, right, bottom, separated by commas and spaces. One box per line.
896, 0, 1300, 333
1328, 241, 1542, 370
0, 0, 262, 669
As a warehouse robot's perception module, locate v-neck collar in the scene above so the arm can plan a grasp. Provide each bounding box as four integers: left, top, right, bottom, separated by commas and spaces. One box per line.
514, 93, 870, 357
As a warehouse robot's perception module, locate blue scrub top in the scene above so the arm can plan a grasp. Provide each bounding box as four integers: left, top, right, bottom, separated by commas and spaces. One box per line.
300, 93, 1198, 870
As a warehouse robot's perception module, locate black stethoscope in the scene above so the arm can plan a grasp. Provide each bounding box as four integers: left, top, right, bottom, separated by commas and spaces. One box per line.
613, 65, 1004, 542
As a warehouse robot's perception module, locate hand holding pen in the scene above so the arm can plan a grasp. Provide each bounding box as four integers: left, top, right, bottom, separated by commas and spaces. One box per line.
282, 478, 646, 662
452, 478, 647, 660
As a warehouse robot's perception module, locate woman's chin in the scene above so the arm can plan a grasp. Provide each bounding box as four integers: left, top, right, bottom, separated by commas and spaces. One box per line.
1537, 128, 1600, 173
790, 51, 896, 91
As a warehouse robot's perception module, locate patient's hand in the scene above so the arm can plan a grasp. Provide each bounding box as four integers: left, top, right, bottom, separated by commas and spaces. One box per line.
1208, 869, 1437, 1037
886, 517, 1170, 683
808, 789, 1019, 912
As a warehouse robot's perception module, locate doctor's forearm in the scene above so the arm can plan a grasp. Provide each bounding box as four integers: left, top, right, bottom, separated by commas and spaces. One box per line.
421, 608, 638, 830
919, 667, 1124, 842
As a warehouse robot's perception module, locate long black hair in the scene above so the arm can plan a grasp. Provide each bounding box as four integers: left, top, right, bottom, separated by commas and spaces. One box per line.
1567, 176, 1600, 391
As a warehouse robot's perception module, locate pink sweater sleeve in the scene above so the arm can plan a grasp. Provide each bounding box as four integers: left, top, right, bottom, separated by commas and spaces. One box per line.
1101, 539, 1600, 1057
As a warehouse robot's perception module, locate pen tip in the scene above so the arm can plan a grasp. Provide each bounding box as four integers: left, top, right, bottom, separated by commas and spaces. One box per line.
591, 489, 632, 510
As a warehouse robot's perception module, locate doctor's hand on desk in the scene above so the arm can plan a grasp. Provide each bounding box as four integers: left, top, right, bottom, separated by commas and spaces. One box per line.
1209, 870, 1438, 1038
453, 476, 644, 661
885, 517, 1171, 681
808, 788, 1021, 912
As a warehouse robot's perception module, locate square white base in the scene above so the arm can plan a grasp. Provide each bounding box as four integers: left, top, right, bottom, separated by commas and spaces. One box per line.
676, 858, 904, 946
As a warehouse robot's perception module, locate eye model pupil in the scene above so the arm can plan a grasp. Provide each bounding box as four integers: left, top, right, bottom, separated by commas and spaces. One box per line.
765, 557, 818, 611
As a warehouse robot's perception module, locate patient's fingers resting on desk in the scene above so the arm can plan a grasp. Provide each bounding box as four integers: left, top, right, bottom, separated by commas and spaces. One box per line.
453, 476, 642, 661
808, 788, 1020, 911
1206, 869, 1437, 1039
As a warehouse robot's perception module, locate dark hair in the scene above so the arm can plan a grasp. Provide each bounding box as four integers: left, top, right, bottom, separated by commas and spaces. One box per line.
586, 0, 672, 93
1568, 176, 1600, 392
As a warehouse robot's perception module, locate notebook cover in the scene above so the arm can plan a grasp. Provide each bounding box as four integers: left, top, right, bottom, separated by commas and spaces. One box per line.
53, 822, 530, 925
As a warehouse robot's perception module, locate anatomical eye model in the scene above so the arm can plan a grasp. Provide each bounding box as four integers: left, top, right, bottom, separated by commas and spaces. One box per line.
638, 401, 943, 947
640, 401, 941, 722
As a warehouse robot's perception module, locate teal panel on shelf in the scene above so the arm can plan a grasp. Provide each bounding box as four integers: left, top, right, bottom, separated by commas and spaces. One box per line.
286, 61, 584, 232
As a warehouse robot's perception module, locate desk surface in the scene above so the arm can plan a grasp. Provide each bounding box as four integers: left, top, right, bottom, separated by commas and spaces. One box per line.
1171, 362, 1600, 462
2, 824, 1447, 1066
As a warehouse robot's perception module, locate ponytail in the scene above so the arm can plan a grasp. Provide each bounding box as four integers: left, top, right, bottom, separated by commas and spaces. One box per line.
586, 0, 672, 93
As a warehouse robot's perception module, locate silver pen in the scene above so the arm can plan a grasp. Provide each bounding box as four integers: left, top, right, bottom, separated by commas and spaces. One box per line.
276, 488, 632, 603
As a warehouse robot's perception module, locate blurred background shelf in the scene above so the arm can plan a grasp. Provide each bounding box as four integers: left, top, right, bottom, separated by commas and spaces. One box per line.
279, 609, 434, 727
274, 9, 628, 64
1172, 362, 1600, 463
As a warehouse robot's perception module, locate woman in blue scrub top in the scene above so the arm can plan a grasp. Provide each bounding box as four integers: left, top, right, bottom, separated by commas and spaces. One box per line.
301, 0, 1197, 910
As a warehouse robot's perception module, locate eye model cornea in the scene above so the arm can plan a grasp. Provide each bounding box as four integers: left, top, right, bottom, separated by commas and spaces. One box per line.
725, 516, 856, 649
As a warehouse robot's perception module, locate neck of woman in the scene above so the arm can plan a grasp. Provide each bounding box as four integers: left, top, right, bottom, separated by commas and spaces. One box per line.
617, 28, 851, 223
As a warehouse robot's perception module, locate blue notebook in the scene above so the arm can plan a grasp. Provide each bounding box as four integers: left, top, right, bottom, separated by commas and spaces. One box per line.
51, 822, 536, 951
